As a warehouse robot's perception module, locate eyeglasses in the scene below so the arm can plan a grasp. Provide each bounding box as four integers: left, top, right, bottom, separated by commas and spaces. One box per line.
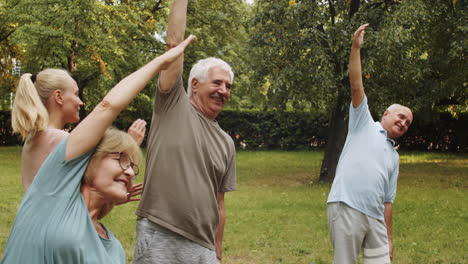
110, 152, 139, 176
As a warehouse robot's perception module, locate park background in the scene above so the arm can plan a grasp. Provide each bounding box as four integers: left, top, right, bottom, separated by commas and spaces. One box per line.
0, 0, 466, 263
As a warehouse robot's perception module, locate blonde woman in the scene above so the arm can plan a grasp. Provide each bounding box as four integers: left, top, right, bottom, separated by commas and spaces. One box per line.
12, 69, 83, 190
12, 70, 147, 191
1, 35, 195, 264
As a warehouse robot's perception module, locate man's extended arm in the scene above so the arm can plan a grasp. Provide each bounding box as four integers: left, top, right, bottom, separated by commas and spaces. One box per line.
159, 0, 188, 93
384, 202, 394, 261
349, 24, 369, 108
215, 192, 226, 263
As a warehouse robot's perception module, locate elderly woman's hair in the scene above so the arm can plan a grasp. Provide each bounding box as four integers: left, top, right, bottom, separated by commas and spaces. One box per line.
12, 69, 73, 141
83, 127, 143, 220
187, 57, 234, 97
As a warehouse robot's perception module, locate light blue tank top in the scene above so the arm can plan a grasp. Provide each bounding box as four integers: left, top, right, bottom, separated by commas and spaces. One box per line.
1, 136, 125, 264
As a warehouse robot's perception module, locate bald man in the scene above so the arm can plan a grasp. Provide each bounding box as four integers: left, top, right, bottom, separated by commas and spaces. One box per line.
327, 24, 413, 264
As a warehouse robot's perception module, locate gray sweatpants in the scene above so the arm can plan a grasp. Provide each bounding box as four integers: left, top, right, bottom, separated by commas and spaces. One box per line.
327, 202, 391, 264
133, 217, 216, 264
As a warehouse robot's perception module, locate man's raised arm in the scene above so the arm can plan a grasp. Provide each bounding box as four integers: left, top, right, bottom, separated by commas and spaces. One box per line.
159, 0, 188, 93
349, 24, 369, 108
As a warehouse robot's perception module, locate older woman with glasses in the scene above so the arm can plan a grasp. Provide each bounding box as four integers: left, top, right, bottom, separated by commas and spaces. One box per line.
1, 35, 195, 264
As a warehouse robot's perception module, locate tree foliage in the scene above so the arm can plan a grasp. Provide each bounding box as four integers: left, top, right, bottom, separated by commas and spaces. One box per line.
184, 0, 253, 109
248, 0, 467, 181
362, 0, 467, 118
0, 1, 22, 110
3, 0, 167, 116
249, 0, 467, 114
0, 0, 466, 179
1, 0, 253, 115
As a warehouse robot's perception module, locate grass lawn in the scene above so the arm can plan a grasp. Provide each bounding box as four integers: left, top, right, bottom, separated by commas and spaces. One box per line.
0, 147, 467, 263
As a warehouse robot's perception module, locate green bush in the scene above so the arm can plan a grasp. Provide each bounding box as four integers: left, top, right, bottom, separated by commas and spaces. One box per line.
0, 111, 21, 146
1, 110, 466, 152
216, 110, 329, 150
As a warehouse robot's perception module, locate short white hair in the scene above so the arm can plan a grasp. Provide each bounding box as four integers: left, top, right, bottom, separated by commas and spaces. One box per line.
381, 104, 413, 121
187, 57, 234, 97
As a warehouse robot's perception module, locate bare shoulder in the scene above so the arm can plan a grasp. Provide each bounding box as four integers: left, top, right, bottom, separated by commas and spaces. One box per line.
35, 128, 69, 152
44, 128, 69, 145
21, 128, 70, 189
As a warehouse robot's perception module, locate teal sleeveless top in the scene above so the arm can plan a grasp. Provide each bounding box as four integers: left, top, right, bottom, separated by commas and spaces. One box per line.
1, 136, 125, 264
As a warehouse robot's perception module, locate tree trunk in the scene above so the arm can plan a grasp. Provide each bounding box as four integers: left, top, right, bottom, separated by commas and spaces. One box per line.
67, 38, 88, 121
318, 0, 361, 183
319, 79, 349, 182
77, 79, 87, 121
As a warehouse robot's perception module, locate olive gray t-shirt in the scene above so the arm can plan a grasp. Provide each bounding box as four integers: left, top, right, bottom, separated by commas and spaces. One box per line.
136, 75, 237, 250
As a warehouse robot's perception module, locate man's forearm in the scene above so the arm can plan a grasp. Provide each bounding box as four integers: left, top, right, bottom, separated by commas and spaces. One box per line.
216, 192, 226, 262
166, 0, 187, 47
384, 202, 394, 260
349, 47, 363, 92
216, 213, 225, 262
384, 203, 393, 239
349, 46, 365, 107
349, 24, 369, 107
159, 0, 188, 92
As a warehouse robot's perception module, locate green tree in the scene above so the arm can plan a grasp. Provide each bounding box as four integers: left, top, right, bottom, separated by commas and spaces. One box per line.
3, 0, 166, 117
0, 0, 22, 110
2, 0, 253, 118
184, 0, 253, 109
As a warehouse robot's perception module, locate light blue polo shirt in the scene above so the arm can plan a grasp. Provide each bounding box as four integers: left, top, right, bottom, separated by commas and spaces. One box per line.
327, 96, 399, 220
1, 136, 125, 264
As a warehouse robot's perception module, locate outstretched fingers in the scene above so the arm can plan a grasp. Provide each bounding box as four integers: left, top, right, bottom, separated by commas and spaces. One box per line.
128, 183, 143, 194
179, 34, 196, 49
160, 35, 196, 70
117, 183, 144, 204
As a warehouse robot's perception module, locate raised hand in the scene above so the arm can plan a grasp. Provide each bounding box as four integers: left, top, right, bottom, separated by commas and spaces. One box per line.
352, 24, 369, 49
128, 119, 147, 146
159, 34, 196, 70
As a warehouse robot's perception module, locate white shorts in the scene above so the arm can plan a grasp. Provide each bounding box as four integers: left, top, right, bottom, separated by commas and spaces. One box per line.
328, 202, 391, 264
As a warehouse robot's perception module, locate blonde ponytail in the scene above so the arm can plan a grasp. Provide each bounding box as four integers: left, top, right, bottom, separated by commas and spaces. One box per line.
11, 73, 49, 141
11, 69, 72, 141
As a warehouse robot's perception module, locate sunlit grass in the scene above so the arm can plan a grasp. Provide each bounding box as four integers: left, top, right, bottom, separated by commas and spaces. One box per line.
0, 148, 466, 263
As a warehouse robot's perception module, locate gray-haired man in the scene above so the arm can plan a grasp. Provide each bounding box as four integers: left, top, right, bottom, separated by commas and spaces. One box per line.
133, 1, 236, 263
327, 24, 413, 264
